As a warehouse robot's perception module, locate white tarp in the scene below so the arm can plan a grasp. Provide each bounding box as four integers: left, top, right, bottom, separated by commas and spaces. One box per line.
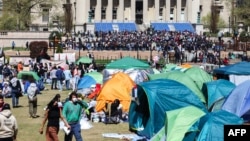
54, 53, 75, 63
229, 75, 250, 86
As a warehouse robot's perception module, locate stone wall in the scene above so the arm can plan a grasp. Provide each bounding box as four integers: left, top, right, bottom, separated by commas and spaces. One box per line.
0, 31, 50, 48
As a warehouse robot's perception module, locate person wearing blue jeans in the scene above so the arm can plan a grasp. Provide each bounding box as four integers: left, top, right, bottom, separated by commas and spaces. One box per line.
63, 92, 89, 141
10, 75, 22, 108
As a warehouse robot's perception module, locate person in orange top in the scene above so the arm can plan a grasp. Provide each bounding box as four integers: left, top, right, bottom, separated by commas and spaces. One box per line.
17, 61, 23, 72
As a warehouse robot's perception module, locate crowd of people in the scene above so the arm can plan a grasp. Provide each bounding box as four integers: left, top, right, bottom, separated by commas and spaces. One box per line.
60, 30, 231, 65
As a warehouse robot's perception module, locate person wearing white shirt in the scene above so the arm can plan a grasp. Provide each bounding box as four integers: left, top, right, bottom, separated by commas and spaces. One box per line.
2, 82, 11, 98
63, 69, 72, 90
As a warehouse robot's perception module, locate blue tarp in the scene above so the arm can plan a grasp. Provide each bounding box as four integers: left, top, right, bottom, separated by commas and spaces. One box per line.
203, 79, 236, 110
129, 79, 207, 139
77, 76, 96, 89
213, 61, 250, 75
222, 80, 250, 122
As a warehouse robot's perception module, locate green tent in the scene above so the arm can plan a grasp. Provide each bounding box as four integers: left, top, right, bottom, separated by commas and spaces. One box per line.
166, 106, 206, 141
85, 71, 103, 84
162, 63, 177, 72
148, 71, 205, 103
17, 71, 40, 81
76, 56, 92, 64
106, 57, 150, 69
129, 79, 207, 139
184, 67, 213, 90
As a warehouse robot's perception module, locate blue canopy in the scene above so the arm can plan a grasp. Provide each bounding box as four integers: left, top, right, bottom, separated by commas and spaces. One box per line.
197, 110, 243, 141
222, 80, 250, 122
213, 61, 250, 75
129, 79, 207, 139
77, 75, 96, 89
203, 79, 236, 110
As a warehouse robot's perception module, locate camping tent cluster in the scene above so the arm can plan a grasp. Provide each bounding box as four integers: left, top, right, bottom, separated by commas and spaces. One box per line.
127, 62, 248, 140
76, 57, 249, 140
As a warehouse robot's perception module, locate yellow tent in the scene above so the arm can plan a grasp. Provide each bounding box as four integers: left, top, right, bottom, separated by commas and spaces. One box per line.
95, 72, 135, 112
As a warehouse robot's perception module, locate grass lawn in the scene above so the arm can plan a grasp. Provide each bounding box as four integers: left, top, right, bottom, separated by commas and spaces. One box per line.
4, 86, 131, 141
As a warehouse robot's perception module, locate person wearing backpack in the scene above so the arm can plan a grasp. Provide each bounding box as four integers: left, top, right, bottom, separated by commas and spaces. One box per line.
27, 80, 39, 118
9, 74, 22, 108
56, 66, 65, 91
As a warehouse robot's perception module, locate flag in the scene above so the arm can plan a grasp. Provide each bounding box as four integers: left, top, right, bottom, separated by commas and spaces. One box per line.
65, 55, 69, 64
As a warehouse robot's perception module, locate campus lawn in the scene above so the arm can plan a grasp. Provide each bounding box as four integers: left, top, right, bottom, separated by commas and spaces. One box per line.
4, 87, 131, 141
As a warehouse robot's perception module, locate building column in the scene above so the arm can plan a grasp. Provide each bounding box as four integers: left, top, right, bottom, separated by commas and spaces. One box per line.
155, 0, 160, 21
143, 0, 148, 23
118, 0, 124, 21
165, 0, 170, 21
95, 0, 101, 21
130, 0, 136, 22
106, 0, 113, 21
176, 0, 181, 22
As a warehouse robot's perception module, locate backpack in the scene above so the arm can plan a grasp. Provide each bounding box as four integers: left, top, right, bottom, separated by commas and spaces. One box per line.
61, 72, 65, 80
27, 83, 38, 101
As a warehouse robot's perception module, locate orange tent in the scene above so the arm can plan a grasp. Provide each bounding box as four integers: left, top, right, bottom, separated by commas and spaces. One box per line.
95, 72, 135, 112
180, 63, 192, 69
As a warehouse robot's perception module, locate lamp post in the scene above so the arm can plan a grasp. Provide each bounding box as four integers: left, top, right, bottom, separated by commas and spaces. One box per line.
218, 32, 222, 67
53, 33, 56, 56
136, 43, 139, 59
74, 1, 76, 34
149, 27, 153, 62
246, 32, 249, 60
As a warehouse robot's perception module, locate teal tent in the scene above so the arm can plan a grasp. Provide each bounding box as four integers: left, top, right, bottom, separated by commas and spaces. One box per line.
184, 67, 213, 90
148, 71, 205, 103
129, 79, 207, 139
203, 79, 236, 110
213, 61, 250, 75
106, 57, 150, 69
197, 110, 243, 141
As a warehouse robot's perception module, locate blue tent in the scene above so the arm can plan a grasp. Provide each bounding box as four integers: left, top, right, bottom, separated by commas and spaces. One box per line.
213, 61, 250, 75
203, 79, 236, 110
129, 79, 207, 139
77, 75, 96, 89
222, 80, 250, 122
197, 110, 243, 141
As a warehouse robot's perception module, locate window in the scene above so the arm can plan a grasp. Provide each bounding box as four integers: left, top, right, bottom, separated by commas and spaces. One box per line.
159, 8, 163, 16
101, 8, 106, 19
113, 8, 117, 20
170, 8, 174, 14
181, 8, 184, 14
42, 9, 49, 22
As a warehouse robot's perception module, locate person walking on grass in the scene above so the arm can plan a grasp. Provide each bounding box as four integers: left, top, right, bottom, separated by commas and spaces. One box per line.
62, 92, 89, 141
39, 94, 70, 141
0, 103, 18, 141
27, 80, 39, 118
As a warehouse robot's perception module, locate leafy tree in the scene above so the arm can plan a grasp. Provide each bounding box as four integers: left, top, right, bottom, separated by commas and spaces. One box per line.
1, 0, 58, 31
234, 0, 250, 30
202, 13, 226, 32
